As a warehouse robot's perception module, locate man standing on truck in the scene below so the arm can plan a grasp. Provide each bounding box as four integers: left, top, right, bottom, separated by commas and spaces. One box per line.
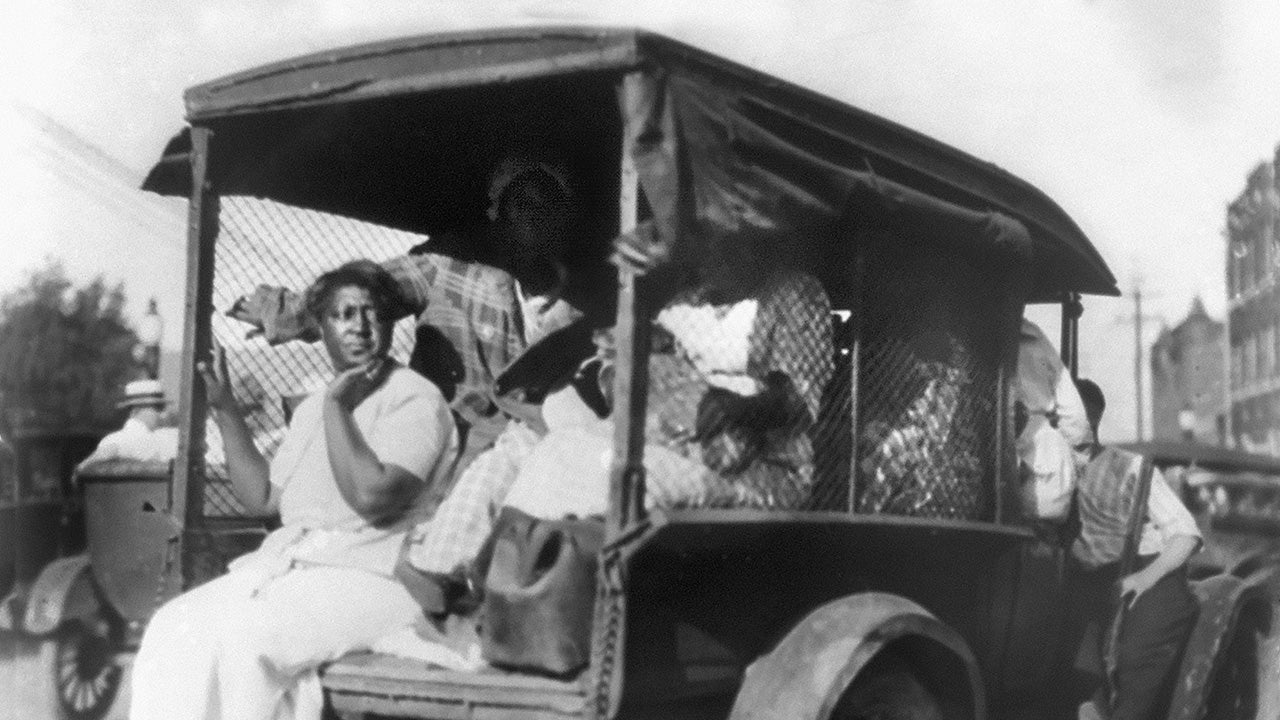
1065, 378, 1200, 720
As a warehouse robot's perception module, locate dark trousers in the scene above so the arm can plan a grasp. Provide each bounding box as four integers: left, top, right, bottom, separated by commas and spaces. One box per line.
1062, 557, 1198, 720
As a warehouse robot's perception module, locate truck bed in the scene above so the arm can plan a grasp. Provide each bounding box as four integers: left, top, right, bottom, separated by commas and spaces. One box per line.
323, 653, 589, 720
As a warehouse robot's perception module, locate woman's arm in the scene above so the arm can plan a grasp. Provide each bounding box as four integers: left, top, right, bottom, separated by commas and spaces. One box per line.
323, 363, 437, 525
197, 347, 276, 515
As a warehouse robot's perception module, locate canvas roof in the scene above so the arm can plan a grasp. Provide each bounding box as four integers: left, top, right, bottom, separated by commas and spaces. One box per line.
142, 26, 1118, 301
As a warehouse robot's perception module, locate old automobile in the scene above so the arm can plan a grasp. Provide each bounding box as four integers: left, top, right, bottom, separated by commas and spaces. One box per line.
23, 26, 1275, 720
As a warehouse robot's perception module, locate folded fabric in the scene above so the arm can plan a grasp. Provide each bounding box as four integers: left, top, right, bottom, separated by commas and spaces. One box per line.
369, 619, 485, 672
226, 285, 319, 344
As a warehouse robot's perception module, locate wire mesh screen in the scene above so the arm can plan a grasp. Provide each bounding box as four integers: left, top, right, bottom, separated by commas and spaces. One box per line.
201, 196, 420, 517
851, 239, 1004, 521
807, 313, 855, 511
635, 270, 836, 510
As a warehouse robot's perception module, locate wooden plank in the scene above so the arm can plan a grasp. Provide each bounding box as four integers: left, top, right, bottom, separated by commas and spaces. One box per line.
328, 692, 585, 720
325, 655, 585, 694
607, 103, 648, 538
323, 654, 587, 719
171, 124, 217, 595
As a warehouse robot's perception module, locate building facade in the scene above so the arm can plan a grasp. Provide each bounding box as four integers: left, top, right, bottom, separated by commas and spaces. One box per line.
1226, 148, 1280, 455
1151, 298, 1226, 444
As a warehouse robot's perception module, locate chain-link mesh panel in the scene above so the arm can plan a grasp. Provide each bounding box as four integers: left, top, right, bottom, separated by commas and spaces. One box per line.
852, 239, 1003, 521
632, 270, 836, 510
807, 314, 854, 511
202, 196, 420, 517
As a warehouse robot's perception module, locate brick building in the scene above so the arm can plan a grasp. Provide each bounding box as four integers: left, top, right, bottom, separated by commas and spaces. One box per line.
1226, 148, 1280, 455
1151, 298, 1226, 444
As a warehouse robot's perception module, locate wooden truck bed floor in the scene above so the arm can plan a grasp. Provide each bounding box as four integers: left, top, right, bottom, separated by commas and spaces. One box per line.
323, 653, 589, 720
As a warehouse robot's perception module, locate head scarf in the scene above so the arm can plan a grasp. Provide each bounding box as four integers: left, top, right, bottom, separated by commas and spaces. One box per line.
485, 153, 575, 221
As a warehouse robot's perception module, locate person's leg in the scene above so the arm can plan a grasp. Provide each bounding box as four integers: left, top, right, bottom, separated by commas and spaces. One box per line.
410, 420, 538, 575
129, 565, 274, 720
215, 565, 421, 720
1110, 569, 1198, 720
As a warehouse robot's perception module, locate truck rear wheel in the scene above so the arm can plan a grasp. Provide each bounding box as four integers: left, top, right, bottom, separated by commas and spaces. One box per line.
1202, 600, 1270, 720
830, 650, 949, 720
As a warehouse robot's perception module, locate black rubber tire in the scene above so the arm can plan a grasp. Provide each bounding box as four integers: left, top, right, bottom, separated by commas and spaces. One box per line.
37, 620, 123, 720
831, 654, 948, 720
1202, 603, 1270, 720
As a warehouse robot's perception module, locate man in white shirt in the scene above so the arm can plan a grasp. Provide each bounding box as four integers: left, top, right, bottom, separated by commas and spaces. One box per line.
80, 379, 179, 466
1015, 319, 1086, 523
1017, 318, 1090, 447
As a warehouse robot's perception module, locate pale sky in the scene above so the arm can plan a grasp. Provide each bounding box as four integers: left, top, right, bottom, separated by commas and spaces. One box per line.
1, 0, 1278, 441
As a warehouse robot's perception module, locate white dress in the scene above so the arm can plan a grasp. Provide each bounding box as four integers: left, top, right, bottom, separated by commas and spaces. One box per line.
129, 365, 455, 720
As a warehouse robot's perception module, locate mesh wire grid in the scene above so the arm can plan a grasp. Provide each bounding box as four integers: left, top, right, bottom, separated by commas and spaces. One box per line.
635, 230, 1005, 517
200, 199, 1007, 521
849, 241, 1003, 521
201, 196, 419, 517
637, 271, 837, 511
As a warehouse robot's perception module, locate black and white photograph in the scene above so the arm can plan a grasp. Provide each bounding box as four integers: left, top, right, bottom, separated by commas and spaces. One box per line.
3, 2, 1279, 719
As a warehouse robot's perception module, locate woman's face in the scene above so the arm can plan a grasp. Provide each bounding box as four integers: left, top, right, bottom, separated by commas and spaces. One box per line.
320, 285, 391, 372
498, 179, 571, 263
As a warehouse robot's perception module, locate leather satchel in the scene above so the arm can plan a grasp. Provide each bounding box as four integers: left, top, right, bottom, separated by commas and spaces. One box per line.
476, 506, 605, 676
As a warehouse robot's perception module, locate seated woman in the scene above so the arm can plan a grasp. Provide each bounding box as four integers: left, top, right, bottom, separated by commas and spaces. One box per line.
503, 221, 834, 515
129, 261, 457, 720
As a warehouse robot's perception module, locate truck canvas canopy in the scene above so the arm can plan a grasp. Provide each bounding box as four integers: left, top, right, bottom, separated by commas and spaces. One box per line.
143, 26, 1118, 305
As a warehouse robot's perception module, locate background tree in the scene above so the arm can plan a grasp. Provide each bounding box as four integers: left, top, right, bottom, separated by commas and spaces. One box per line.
0, 260, 139, 433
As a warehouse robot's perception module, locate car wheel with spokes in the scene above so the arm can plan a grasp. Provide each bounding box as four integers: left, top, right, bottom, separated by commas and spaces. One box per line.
38, 618, 124, 720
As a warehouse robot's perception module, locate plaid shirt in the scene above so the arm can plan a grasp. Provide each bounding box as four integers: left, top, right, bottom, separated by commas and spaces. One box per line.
382, 254, 525, 426
236, 253, 525, 428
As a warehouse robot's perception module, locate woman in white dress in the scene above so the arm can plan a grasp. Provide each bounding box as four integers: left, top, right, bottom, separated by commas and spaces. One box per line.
130, 260, 457, 720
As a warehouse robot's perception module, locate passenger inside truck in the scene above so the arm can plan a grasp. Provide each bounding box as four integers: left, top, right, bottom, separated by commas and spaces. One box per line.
492, 220, 834, 517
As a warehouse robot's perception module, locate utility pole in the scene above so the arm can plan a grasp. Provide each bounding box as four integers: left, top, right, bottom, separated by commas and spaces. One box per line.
1118, 276, 1162, 442
1134, 286, 1145, 441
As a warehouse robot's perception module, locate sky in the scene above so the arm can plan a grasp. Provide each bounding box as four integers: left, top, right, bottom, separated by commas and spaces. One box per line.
1, 0, 1278, 441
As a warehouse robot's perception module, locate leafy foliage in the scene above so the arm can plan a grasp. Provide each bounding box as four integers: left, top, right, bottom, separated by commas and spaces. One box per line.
0, 261, 139, 433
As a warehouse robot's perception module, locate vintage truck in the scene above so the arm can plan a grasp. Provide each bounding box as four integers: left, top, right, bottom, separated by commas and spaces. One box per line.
17, 27, 1276, 720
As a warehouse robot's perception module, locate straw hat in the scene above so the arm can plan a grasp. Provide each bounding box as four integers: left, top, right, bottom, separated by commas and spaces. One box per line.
118, 379, 167, 409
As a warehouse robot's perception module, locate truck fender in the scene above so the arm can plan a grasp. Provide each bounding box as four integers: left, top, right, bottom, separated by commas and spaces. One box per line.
728, 592, 984, 720
1165, 573, 1272, 720
22, 555, 102, 635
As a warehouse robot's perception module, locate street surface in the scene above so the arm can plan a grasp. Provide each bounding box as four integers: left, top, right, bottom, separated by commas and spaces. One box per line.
0, 634, 131, 720
1, 620, 1276, 719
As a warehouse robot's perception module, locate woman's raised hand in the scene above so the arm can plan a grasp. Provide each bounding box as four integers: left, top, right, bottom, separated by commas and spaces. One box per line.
197, 342, 239, 415
325, 358, 391, 411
